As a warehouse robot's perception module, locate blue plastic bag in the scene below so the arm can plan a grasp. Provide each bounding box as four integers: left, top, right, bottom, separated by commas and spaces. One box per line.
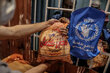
103, 28, 110, 40
103, 28, 110, 46
68, 7, 106, 59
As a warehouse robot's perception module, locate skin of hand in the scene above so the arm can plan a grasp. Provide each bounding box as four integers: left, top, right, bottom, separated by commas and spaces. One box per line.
59, 17, 70, 24
60, 28, 68, 38
0, 19, 58, 40
46, 19, 59, 26
59, 17, 69, 38
2, 53, 29, 64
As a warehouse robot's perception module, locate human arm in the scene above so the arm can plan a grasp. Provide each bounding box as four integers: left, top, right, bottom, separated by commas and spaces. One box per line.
24, 61, 58, 73
25, 61, 57, 73
24, 63, 50, 73
0, 19, 58, 40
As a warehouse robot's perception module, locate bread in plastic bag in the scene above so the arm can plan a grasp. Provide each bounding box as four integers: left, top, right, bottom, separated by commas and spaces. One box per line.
37, 22, 72, 64
87, 40, 108, 68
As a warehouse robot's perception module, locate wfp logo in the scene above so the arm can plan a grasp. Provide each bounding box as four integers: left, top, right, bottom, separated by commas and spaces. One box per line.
81, 24, 90, 38
75, 18, 99, 42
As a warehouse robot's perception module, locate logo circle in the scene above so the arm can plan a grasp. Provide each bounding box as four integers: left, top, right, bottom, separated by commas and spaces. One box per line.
75, 23, 99, 42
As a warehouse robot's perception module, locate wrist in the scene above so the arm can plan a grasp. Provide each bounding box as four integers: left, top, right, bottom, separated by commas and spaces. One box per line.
39, 21, 49, 28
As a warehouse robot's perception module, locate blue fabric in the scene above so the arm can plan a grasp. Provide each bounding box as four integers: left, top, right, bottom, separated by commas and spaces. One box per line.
103, 28, 110, 40
51, 10, 62, 19
103, 28, 110, 46
68, 7, 106, 59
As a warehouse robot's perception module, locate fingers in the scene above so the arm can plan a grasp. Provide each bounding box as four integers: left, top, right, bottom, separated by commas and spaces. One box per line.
19, 60, 29, 64
59, 28, 68, 38
60, 28, 68, 32
59, 17, 70, 24
60, 28, 68, 35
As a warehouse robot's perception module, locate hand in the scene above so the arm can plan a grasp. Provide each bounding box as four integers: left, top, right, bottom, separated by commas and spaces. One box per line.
46, 19, 59, 27
59, 17, 70, 24
60, 27, 68, 38
102, 41, 108, 50
2, 53, 29, 64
